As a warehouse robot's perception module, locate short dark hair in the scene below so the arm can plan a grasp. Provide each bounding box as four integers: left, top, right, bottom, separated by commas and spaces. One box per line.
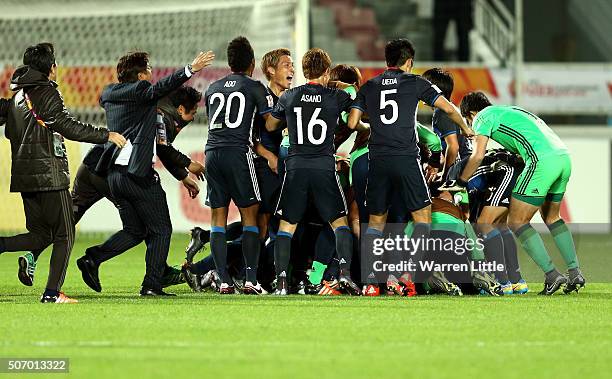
261, 48, 291, 81
117, 51, 149, 83
23, 42, 56, 76
302, 48, 331, 80
460, 92, 492, 117
385, 38, 415, 67
422, 68, 454, 100
329, 64, 361, 87
168, 86, 202, 112
227, 36, 254, 73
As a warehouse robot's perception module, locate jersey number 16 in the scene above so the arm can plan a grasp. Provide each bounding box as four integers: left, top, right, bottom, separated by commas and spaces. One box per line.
294, 107, 327, 145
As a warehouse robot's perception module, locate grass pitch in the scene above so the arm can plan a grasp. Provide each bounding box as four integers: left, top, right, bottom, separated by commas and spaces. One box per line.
0, 234, 611, 379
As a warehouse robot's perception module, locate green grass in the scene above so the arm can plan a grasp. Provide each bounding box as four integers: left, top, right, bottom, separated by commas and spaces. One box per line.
1, 234, 611, 379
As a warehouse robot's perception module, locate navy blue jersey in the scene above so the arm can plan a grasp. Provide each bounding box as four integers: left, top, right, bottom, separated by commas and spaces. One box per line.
432, 108, 472, 161
351, 69, 441, 157
271, 83, 352, 171
205, 73, 273, 152
253, 87, 283, 156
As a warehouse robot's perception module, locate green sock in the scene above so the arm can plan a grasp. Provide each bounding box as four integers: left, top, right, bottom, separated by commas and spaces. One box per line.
465, 224, 485, 261
516, 224, 555, 273
548, 220, 579, 270
308, 261, 327, 285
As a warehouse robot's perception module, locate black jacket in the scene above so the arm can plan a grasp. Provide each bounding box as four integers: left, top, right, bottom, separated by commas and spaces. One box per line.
156, 97, 192, 180
84, 97, 193, 181
94, 68, 190, 180
1, 66, 109, 193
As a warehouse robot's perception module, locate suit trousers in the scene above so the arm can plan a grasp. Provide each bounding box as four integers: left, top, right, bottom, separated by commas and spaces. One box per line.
89, 167, 172, 290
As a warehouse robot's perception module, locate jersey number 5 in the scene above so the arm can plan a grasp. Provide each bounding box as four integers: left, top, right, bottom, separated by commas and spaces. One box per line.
380, 89, 398, 125
209, 92, 246, 129
294, 107, 327, 145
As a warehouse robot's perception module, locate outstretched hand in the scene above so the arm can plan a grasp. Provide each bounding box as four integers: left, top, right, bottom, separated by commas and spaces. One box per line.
190, 51, 215, 72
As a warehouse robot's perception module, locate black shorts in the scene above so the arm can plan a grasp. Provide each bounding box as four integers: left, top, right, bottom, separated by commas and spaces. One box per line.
205, 148, 260, 209
366, 155, 431, 215
275, 168, 347, 224
483, 165, 518, 208
254, 157, 281, 214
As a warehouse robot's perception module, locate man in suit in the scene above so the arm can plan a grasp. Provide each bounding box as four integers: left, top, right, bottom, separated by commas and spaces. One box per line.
17, 86, 205, 289
76, 50, 214, 296
0, 42, 126, 303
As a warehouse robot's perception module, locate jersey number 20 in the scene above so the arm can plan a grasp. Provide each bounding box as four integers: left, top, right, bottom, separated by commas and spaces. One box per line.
294, 107, 327, 145
209, 92, 246, 129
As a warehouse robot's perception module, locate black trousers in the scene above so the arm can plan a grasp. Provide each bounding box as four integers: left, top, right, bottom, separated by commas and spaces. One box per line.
0, 189, 75, 291
87, 167, 172, 290
31, 163, 114, 261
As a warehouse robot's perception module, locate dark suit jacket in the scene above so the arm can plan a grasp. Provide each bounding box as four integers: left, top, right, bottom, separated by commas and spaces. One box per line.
95, 68, 190, 180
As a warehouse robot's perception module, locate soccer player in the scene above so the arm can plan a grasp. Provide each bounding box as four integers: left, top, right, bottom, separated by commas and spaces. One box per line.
203, 36, 273, 295
253, 48, 294, 239
347, 38, 471, 287
265, 48, 364, 295
450, 92, 585, 295
422, 68, 472, 178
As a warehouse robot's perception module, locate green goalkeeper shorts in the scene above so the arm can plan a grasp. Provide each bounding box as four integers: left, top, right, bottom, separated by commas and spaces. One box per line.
512, 154, 571, 207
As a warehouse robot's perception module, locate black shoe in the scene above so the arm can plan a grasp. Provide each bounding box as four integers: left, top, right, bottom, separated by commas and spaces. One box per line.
339, 275, 362, 296
185, 227, 210, 263
181, 264, 203, 292
140, 287, 176, 297
539, 272, 568, 295
76, 255, 102, 292
564, 269, 586, 294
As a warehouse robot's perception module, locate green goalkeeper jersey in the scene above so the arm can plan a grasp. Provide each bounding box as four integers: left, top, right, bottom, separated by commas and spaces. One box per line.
472, 105, 568, 163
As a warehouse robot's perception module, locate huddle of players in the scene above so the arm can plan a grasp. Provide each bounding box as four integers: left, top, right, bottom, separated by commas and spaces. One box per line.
178, 36, 570, 297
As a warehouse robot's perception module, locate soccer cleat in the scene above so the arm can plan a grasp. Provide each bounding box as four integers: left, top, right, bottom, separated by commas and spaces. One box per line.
386, 274, 404, 296
362, 284, 380, 296
538, 272, 568, 295
40, 292, 78, 304
318, 279, 342, 296
202, 270, 221, 291
76, 255, 102, 293
427, 271, 463, 296
438, 179, 467, 193
218, 283, 235, 295
243, 281, 268, 295
512, 279, 529, 294
339, 275, 362, 296
563, 269, 586, 294
185, 227, 210, 263
398, 273, 417, 297
181, 264, 203, 292
273, 276, 289, 295
161, 265, 185, 288
232, 277, 245, 293
472, 271, 503, 296
501, 281, 514, 295
18, 252, 36, 287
